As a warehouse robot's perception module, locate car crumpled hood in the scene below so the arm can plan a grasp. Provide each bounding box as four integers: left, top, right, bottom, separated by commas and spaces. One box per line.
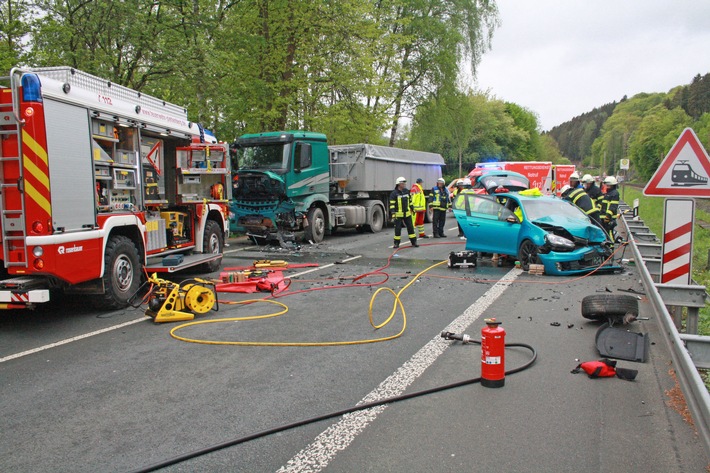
531, 215, 607, 242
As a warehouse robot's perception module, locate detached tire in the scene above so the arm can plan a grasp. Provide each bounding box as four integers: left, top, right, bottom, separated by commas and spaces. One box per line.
200, 220, 224, 273
581, 294, 639, 320
304, 207, 325, 243
99, 235, 141, 309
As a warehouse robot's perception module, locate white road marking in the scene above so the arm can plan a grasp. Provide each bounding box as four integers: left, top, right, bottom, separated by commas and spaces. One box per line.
0, 255, 362, 363
0, 316, 149, 364
276, 267, 521, 472
288, 255, 362, 278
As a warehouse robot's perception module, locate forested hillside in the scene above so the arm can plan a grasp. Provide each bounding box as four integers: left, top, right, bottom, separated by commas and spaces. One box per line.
547, 102, 618, 163
546, 72, 710, 181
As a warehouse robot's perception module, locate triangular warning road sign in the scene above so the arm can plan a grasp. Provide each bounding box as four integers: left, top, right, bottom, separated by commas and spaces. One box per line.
644, 128, 710, 197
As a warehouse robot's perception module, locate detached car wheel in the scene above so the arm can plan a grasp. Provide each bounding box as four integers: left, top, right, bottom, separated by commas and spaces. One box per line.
581, 294, 639, 320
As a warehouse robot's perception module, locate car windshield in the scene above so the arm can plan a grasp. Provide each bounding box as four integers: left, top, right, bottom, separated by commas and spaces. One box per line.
237, 144, 290, 172
479, 175, 529, 190
523, 199, 587, 221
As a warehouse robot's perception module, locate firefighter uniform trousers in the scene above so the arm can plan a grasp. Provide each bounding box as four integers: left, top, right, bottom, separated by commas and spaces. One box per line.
410, 183, 427, 238
390, 188, 417, 248
600, 188, 620, 241
429, 185, 450, 237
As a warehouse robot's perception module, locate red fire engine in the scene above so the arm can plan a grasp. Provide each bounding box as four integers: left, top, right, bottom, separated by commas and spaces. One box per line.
0, 67, 230, 309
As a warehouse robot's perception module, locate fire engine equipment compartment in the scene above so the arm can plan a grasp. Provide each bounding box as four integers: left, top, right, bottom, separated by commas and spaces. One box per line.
0, 66, 231, 309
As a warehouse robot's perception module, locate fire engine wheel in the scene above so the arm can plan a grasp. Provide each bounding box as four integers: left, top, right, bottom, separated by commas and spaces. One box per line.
518, 240, 540, 271
200, 220, 224, 273
99, 235, 141, 309
365, 205, 384, 233
581, 294, 639, 320
305, 207, 325, 243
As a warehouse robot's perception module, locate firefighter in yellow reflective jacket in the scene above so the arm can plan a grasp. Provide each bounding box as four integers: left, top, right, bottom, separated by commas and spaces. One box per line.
390, 177, 418, 248
429, 177, 450, 237
410, 178, 428, 238
599, 176, 620, 241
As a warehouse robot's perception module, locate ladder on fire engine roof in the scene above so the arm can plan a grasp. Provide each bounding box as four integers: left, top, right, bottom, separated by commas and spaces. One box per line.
0, 70, 29, 268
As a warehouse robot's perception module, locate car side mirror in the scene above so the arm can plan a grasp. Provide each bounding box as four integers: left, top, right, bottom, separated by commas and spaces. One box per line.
506, 215, 520, 224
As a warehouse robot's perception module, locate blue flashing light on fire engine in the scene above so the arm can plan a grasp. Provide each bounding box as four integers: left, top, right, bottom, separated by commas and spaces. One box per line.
21, 73, 43, 103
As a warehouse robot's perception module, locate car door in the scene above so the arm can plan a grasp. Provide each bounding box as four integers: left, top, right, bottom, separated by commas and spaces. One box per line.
454, 193, 520, 255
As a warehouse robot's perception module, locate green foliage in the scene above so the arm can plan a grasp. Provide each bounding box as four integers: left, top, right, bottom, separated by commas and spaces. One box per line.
3, 0, 499, 146
409, 89, 542, 175
626, 106, 691, 180
547, 102, 617, 163
0, 0, 33, 71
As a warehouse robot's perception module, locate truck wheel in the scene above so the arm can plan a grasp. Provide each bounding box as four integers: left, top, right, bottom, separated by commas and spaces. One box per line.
305, 207, 325, 243
518, 239, 539, 271
99, 235, 141, 309
581, 294, 638, 320
365, 205, 384, 233
200, 220, 224, 272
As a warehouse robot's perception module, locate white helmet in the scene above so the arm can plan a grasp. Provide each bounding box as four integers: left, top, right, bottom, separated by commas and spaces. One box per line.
560, 185, 571, 194
396, 176, 407, 185
570, 171, 580, 180
581, 173, 594, 184
604, 176, 618, 186
462, 178, 472, 186
437, 177, 445, 183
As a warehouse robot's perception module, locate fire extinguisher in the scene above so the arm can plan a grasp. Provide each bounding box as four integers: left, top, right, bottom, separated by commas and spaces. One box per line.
481, 318, 505, 388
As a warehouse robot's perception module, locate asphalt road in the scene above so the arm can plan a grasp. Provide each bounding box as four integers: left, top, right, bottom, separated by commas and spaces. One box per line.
1, 223, 707, 472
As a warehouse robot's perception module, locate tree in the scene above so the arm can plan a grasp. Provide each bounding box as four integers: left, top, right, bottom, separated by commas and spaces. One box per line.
0, 0, 33, 71
370, 0, 500, 146
627, 106, 691, 180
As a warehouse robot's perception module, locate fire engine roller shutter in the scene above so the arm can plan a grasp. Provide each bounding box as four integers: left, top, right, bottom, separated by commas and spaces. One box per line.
44, 99, 96, 231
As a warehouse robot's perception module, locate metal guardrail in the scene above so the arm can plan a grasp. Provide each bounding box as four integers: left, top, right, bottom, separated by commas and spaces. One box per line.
620, 205, 710, 458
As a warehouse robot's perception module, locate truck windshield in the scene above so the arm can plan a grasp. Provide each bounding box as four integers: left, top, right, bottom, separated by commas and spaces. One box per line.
237, 144, 290, 172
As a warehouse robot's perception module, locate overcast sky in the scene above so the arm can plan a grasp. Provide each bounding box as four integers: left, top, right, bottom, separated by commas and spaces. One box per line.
474, 1, 710, 131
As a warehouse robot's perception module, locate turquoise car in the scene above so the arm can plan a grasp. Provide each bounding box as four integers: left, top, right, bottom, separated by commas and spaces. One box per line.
452, 192, 619, 275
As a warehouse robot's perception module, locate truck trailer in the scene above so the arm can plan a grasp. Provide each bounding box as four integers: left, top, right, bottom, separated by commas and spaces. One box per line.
0, 67, 230, 309
231, 131, 444, 244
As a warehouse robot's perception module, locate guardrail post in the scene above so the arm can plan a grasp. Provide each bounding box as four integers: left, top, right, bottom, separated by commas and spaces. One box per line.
654, 283, 707, 335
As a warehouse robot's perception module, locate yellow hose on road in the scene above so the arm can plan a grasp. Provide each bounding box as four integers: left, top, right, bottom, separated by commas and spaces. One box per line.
169, 260, 448, 347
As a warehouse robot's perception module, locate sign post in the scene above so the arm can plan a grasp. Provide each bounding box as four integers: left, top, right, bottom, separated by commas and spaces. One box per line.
644, 128, 710, 284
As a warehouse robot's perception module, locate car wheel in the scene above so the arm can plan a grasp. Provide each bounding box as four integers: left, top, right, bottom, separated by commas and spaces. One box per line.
581, 294, 639, 320
304, 207, 325, 243
518, 239, 539, 271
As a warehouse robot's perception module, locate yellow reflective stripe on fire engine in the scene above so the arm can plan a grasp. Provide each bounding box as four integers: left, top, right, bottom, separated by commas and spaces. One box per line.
23, 157, 49, 191
24, 180, 51, 215
22, 130, 48, 165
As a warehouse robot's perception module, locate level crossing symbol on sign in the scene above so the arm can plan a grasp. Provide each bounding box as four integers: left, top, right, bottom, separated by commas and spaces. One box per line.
644, 128, 710, 197
661, 199, 694, 284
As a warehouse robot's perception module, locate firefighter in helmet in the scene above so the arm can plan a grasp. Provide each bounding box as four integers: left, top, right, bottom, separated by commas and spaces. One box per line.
429, 177, 450, 238
569, 171, 582, 189
389, 177, 418, 248
581, 173, 603, 209
599, 176, 620, 241
410, 178, 428, 239
561, 184, 605, 232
